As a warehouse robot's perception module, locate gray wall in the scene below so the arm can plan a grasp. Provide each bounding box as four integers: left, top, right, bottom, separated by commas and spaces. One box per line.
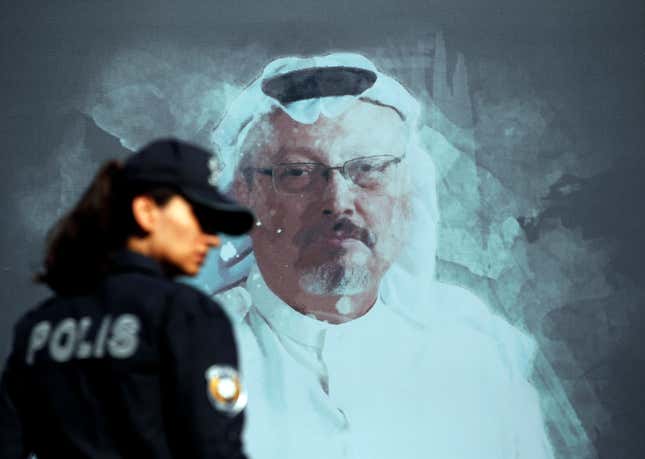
1, 1, 644, 457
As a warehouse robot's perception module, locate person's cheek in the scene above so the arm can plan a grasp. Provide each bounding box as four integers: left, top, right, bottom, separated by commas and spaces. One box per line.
366, 195, 397, 256
263, 198, 296, 241
358, 193, 382, 227
178, 220, 195, 264
248, 186, 274, 228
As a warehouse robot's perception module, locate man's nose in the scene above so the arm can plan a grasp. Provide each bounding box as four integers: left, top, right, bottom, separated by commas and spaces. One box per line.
321, 169, 355, 216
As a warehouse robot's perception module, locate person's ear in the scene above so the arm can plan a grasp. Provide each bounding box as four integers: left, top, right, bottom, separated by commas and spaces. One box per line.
131, 195, 160, 233
232, 173, 267, 234
232, 173, 252, 207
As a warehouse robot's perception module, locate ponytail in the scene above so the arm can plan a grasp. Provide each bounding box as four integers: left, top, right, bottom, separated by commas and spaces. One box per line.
36, 160, 129, 294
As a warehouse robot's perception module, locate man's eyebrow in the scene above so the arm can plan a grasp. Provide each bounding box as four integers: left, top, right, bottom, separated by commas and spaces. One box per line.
274, 147, 320, 163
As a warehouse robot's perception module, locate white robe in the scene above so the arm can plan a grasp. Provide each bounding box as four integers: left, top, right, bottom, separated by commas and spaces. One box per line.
216, 264, 554, 459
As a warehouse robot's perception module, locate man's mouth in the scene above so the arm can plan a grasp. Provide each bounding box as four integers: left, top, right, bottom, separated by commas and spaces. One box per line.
324, 235, 364, 248
331, 219, 376, 248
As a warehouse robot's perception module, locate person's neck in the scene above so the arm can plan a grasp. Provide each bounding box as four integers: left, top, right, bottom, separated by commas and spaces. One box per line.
259, 272, 379, 324
125, 238, 179, 278
126, 237, 152, 258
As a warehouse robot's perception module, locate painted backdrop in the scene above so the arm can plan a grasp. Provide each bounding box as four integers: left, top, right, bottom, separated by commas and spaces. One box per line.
1, 1, 644, 458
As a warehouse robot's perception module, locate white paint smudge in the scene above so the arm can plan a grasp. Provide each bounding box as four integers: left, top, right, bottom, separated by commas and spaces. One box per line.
219, 241, 237, 262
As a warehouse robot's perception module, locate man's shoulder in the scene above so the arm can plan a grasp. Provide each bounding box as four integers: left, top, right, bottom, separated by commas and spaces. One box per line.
432, 281, 489, 317
402, 281, 491, 329
427, 281, 538, 377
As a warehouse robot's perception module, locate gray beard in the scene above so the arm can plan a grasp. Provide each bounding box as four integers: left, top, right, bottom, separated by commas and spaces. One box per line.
298, 262, 371, 296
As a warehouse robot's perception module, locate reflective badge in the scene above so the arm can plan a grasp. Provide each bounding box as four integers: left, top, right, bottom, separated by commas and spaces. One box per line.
205, 365, 247, 415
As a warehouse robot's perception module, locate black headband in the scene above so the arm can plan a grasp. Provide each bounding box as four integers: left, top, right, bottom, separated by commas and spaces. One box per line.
261, 66, 377, 104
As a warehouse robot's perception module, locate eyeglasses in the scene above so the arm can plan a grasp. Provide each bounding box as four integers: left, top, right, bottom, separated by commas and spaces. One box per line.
244, 154, 405, 194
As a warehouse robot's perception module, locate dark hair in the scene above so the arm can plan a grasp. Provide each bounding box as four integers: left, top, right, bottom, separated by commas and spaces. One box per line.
36, 160, 176, 295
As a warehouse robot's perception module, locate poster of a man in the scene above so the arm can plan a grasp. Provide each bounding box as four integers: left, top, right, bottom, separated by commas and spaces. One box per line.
206, 53, 554, 458
2, 1, 644, 458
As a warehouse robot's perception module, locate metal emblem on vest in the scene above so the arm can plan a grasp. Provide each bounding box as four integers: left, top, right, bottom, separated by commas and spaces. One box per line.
205, 365, 247, 415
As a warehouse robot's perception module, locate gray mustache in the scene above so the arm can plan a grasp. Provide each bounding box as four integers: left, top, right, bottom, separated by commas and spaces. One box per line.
294, 218, 376, 249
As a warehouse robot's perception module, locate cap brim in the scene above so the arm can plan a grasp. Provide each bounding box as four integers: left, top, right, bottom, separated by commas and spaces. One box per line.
183, 189, 255, 236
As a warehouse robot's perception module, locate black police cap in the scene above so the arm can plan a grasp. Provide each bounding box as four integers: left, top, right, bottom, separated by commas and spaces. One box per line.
123, 138, 255, 236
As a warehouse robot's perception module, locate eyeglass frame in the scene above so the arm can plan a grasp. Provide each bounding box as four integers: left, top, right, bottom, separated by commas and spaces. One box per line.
242, 153, 406, 195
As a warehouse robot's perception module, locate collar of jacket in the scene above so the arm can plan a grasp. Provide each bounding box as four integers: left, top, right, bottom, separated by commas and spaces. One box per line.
110, 249, 165, 277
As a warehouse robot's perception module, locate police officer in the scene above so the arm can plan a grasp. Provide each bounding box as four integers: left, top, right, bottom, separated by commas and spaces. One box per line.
0, 138, 254, 459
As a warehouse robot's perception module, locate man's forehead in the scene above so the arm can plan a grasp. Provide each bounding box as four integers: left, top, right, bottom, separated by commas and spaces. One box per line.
270, 100, 404, 135
255, 100, 406, 161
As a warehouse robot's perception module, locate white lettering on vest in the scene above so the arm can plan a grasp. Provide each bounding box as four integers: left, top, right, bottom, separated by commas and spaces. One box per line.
24, 314, 141, 364
26, 321, 51, 365
49, 318, 76, 362
107, 314, 140, 359
75, 317, 93, 359
93, 316, 112, 358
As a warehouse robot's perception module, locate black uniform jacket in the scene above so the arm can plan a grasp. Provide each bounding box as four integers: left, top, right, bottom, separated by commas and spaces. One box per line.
0, 250, 247, 459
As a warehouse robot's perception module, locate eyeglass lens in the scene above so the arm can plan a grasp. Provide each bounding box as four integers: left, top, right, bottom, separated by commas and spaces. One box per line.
274, 155, 400, 193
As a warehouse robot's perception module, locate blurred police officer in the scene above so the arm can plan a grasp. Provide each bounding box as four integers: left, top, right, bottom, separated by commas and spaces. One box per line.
0, 138, 254, 459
